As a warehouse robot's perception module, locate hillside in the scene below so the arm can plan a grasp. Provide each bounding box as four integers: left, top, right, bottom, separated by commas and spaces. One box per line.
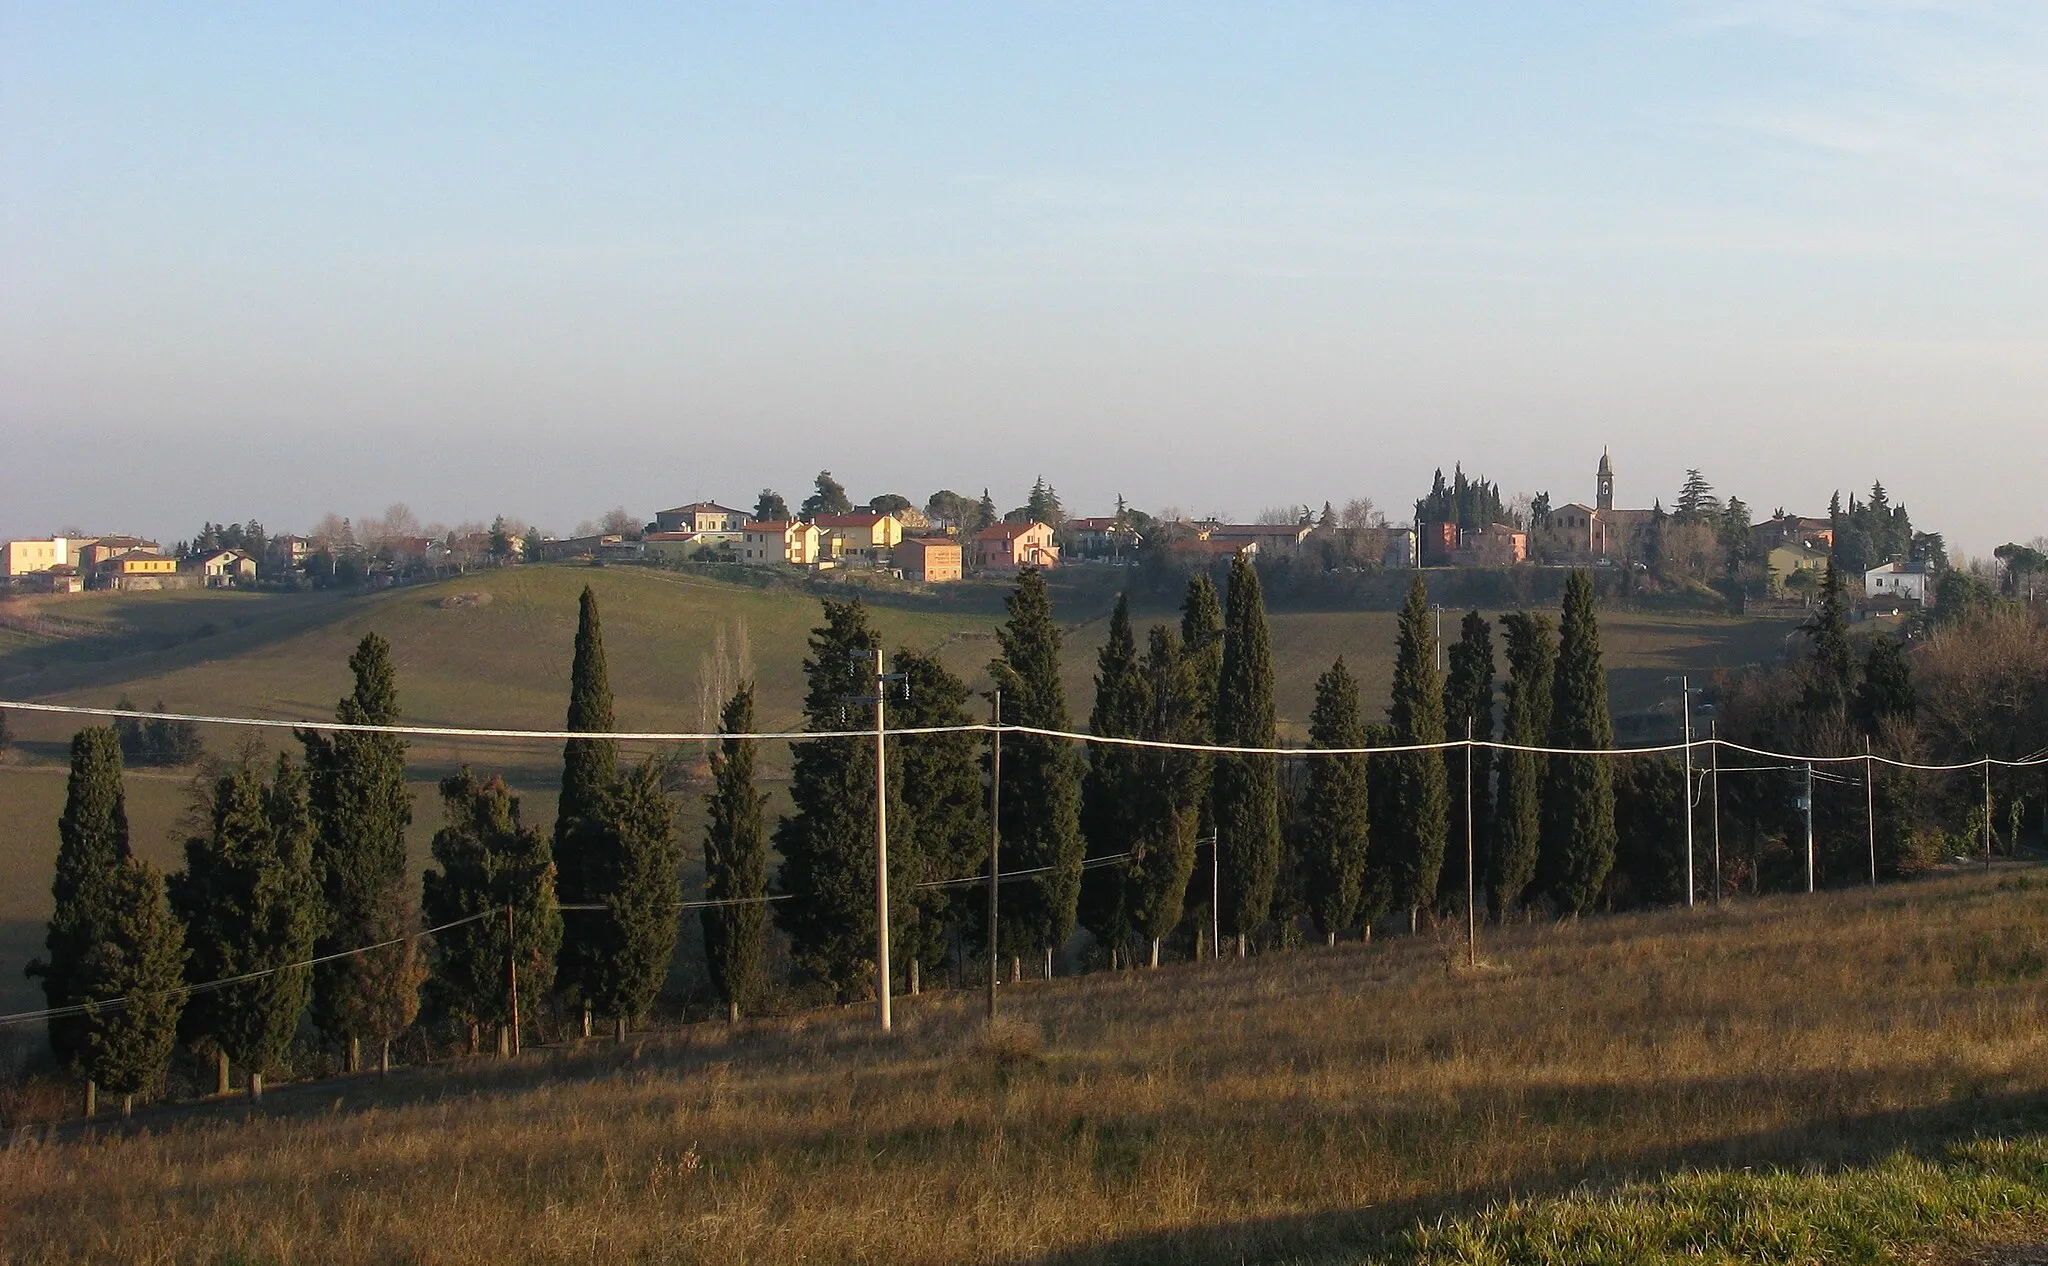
7, 868, 2048, 1264
0, 565, 1796, 1012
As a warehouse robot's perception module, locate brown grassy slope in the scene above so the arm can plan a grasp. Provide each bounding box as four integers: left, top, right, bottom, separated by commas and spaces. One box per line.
6, 869, 2047, 1264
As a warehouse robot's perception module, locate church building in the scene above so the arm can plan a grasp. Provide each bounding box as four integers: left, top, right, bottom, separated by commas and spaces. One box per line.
1533, 450, 1657, 564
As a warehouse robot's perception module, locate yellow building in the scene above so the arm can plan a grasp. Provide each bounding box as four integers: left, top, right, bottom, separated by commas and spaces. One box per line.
739, 521, 821, 567
3, 538, 74, 577
97, 553, 181, 590
1766, 541, 1829, 597
815, 513, 905, 564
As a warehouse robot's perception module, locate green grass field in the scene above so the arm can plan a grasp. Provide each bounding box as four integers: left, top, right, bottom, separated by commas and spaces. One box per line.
0, 565, 1797, 1014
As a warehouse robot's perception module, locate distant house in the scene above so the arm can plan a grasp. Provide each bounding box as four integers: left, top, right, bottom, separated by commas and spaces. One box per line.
190, 548, 259, 588
1065, 516, 1142, 558
642, 530, 739, 562
1450, 523, 1530, 567
739, 521, 821, 567
268, 534, 313, 569
98, 552, 183, 590
2, 536, 83, 577
379, 536, 435, 563
1865, 559, 1932, 605
815, 512, 904, 565
895, 536, 962, 583
543, 533, 627, 561
1752, 514, 1834, 554
78, 537, 159, 570
1208, 522, 1316, 558
972, 521, 1059, 573
1767, 541, 1830, 596
654, 502, 752, 534
1169, 537, 1258, 567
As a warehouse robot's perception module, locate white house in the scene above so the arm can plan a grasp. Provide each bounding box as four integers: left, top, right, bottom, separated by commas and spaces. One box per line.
1864, 560, 1932, 605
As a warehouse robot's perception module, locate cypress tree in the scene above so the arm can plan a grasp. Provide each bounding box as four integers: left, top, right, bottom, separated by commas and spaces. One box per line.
990, 569, 1085, 965
1491, 611, 1556, 919
75, 858, 187, 1110
1386, 576, 1449, 926
1540, 570, 1617, 915
301, 632, 421, 1066
586, 758, 682, 1032
554, 585, 619, 1011
1441, 611, 1496, 916
1303, 658, 1369, 944
27, 727, 133, 1075
775, 600, 904, 998
1856, 635, 1915, 734
1127, 626, 1203, 966
891, 649, 984, 984
1213, 553, 1280, 950
1800, 560, 1858, 729
421, 768, 562, 1046
1611, 755, 1685, 907
702, 684, 770, 1019
171, 750, 323, 1089
1079, 594, 1148, 960
1180, 575, 1225, 746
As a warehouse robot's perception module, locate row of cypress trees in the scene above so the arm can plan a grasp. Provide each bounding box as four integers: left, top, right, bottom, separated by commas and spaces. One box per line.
31, 588, 690, 1106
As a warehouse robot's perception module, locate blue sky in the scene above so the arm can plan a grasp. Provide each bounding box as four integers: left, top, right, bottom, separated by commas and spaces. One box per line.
3, 3, 2043, 553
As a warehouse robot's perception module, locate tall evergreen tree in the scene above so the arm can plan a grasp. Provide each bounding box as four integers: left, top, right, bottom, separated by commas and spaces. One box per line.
1856, 636, 1916, 734
775, 600, 906, 997
1213, 554, 1281, 950
27, 727, 133, 1075
172, 750, 323, 1089
1079, 594, 1148, 958
801, 470, 853, 518
989, 569, 1085, 964
584, 758, 683, 1033
301, 632, 421, 1066
1386, 576, 1449, 925
1491, 612, 1556, 918
1441, 611, 1496, 915
1127, 626, 1204, 966
702, 684, 770, 1019
421, 768, 562, 1045
1800, 561, 1858, 729
554, 585, 619, 1011
75, 859, 187, 1110
1611, 755, 1685, 908
1540, 570, 1617, 915
1303, 659, 1370, 944
892, 649, 985, 982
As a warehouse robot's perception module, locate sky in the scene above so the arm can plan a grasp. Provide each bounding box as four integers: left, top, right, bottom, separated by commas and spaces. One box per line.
3, 2, 2044, 556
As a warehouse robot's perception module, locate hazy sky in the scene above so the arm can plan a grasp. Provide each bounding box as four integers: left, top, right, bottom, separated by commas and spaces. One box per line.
3, 3, 2043, 555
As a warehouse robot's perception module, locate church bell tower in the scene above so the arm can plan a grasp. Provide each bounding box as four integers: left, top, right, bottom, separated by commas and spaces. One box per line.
1596, 449, 1615, 511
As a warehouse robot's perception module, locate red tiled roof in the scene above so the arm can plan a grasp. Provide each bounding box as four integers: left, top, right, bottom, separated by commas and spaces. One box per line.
815, 513, 888, 528
978, 521, 1045, 539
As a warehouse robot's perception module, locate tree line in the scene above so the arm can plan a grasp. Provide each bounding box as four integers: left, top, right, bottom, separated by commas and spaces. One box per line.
38, 559, 2017, 1112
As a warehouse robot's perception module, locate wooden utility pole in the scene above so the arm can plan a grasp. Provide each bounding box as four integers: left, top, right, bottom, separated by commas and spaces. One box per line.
1803, 762, 1815, 894
506, 902, 521, 1057
987, 691, 1001, 1023
1866, 737, 1877, 887
1710, 721, 1722, 905
873, 646, 892, 1034
1680, 676, 1695, 908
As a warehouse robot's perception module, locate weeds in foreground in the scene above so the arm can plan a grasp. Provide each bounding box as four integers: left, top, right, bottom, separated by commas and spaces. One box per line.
6, 869, 2048, 1264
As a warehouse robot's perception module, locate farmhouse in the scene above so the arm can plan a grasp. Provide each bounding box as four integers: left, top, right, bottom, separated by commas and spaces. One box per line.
972, 521, 1059, 573
894, 535, 961, 583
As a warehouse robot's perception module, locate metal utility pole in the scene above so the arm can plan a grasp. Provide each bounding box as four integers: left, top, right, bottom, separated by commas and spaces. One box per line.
1802, 761, 1815, 894
872, 647, 892, 1033
1865, 737, 1877, 887
986, 691, 1001, 1023
1710, 721, 1722, 905
1464, 716, 1476, 969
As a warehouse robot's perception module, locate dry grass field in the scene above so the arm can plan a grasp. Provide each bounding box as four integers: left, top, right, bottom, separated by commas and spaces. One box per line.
8, 868, 2048, 1264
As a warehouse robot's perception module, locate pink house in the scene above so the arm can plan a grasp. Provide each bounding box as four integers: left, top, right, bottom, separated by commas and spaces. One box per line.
972, 521, 1060, 573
